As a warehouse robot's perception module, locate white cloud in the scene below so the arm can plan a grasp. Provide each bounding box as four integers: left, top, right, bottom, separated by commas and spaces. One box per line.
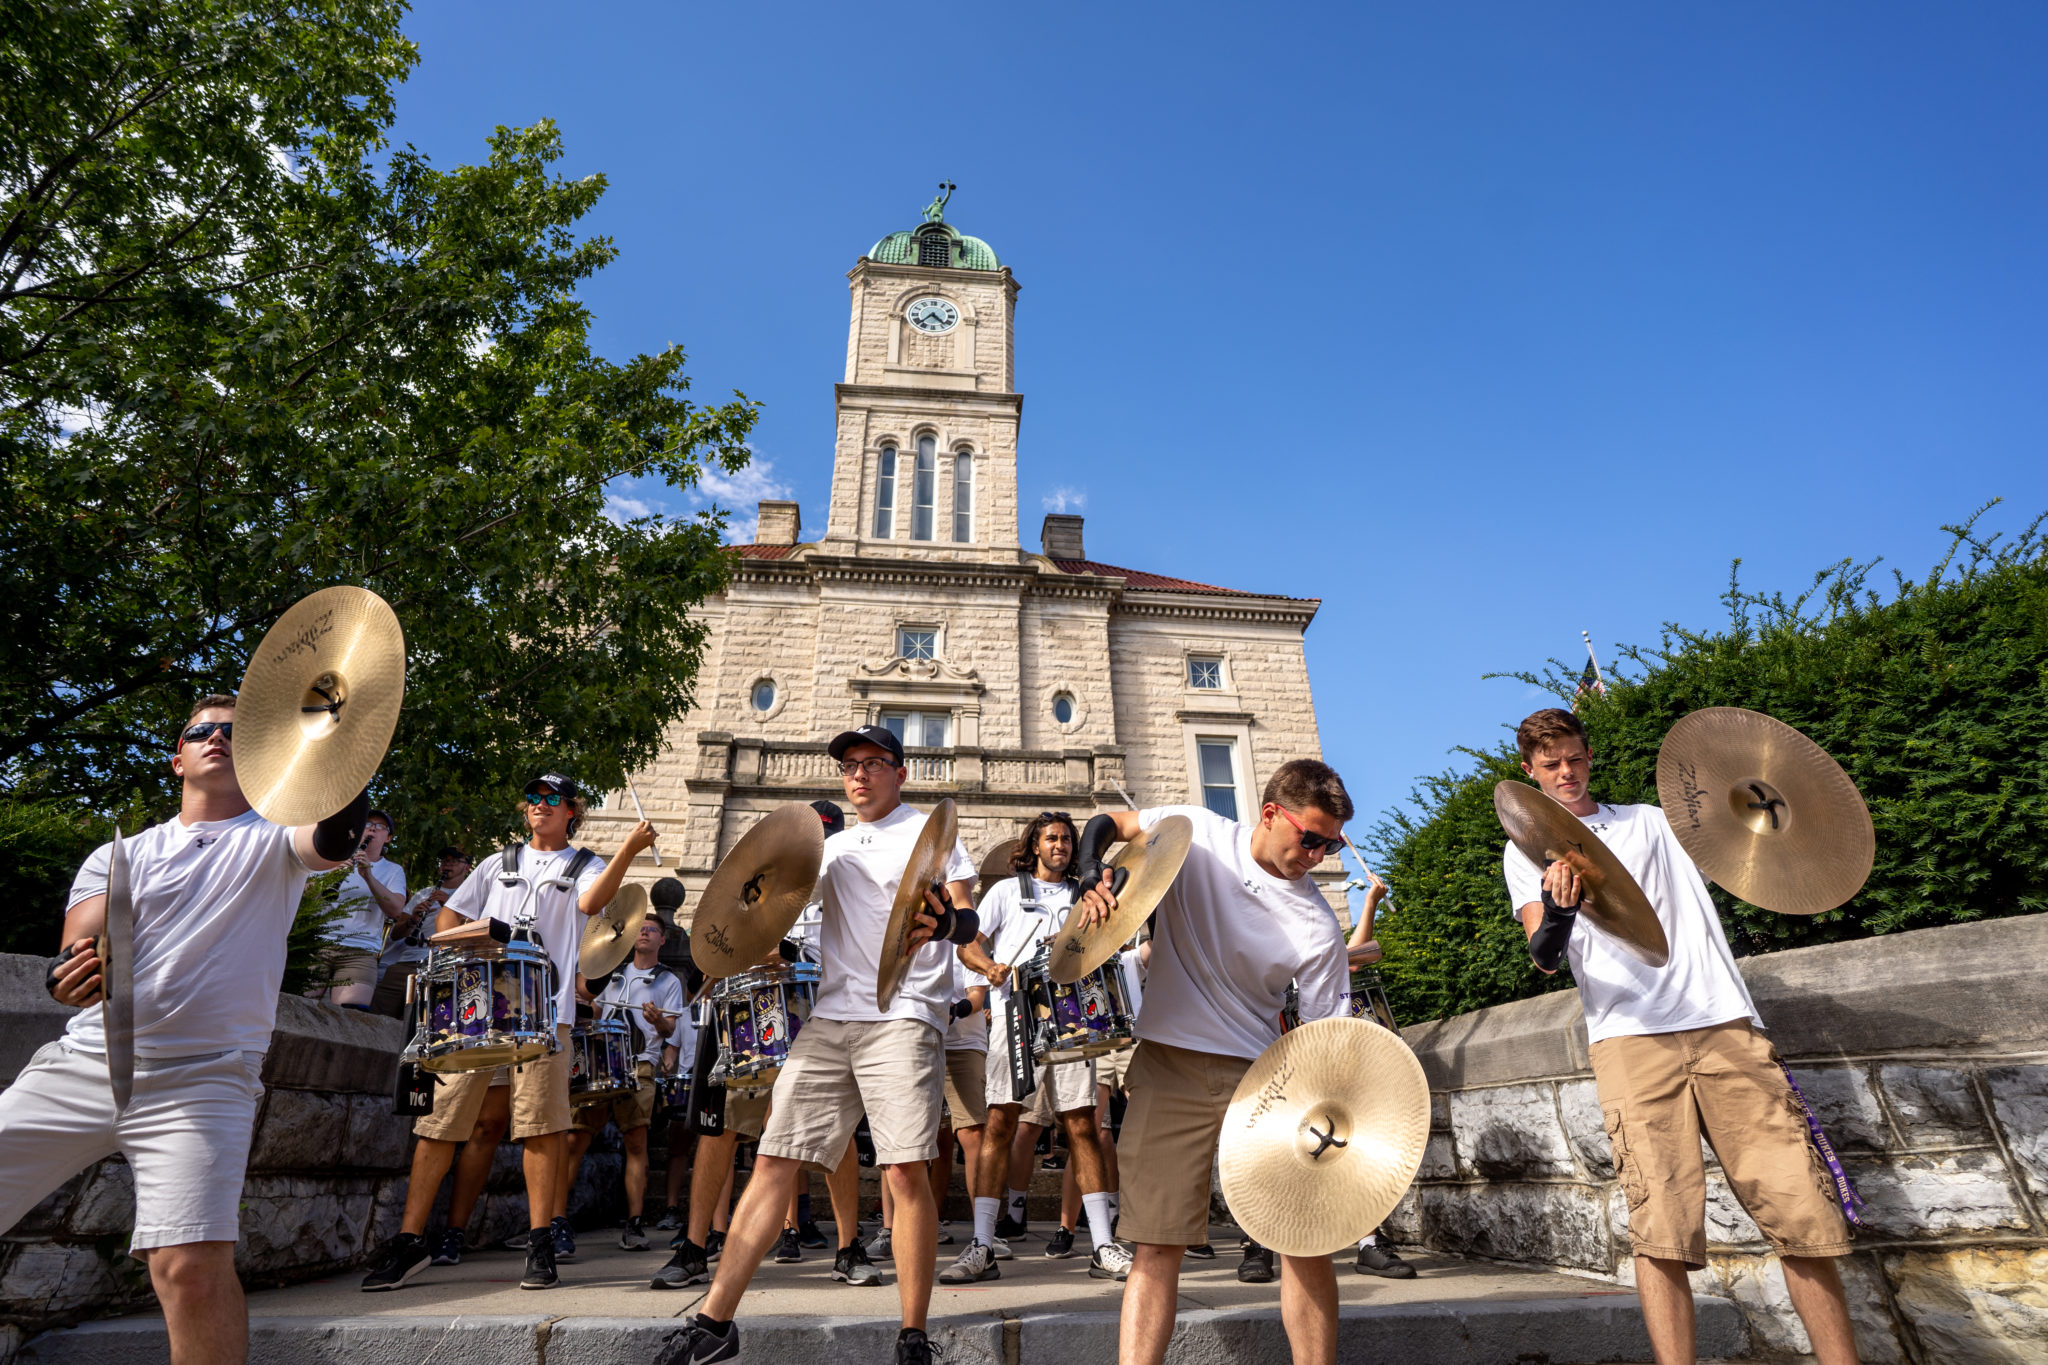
1042, 486, 1087, 513
691, 454, 795, 544
603, 494, 654, 525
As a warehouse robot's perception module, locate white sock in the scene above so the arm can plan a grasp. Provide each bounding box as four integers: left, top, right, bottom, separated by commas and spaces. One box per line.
1007, 1188, 1028, 1220
973, 1196, 1000, 1247
1360, 1233, 1377, 1248
1082, 1192, 1116, 1248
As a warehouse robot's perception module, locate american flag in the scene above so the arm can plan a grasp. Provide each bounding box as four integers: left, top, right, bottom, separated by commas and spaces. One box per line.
1572, 658, 1607, 711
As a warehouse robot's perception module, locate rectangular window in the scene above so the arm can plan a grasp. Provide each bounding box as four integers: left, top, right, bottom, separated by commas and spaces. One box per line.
881, 710, 950, 747
912, 436, 936, 541
873, 447, 896, 538
1198, 740, 1239, 819
1188, 657, 1224, 690
952, 452, 973, 542
897, 628, 937, 660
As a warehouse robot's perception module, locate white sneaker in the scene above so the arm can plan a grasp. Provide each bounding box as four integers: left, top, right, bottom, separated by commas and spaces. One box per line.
938, 1240, 1001, 1284
1089, 1241, 1134, 1281
990, 1235, 1012, 1261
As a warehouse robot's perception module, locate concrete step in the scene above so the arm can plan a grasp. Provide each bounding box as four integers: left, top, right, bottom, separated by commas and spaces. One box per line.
17, 1296, 1751, 1365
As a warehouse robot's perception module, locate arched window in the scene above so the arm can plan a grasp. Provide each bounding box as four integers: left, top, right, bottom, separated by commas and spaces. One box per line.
912, 436, 936, 541
952, 451, 973, 542
873, 445, 896, 538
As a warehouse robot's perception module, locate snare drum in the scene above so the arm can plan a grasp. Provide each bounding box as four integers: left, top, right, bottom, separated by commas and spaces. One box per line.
1016, 947, 1136, 1063
1351, 968, 1399, 1032
568, 1012, 636, 1107
652, 1070, 693, 1123
413, 937, 559, 1073
712, 962, 819, 1093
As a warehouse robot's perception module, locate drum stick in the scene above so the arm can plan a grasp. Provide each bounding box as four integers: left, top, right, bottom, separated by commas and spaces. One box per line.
626, 780, 662, 867
1341, 833, 1377, 883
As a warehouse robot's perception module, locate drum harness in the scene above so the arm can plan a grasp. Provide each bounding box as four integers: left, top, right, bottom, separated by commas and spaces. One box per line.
1004, 870, 1077, 1103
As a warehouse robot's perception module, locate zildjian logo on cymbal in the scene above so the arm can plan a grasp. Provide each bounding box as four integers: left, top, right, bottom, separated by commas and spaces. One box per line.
703, 924, 734, 957
1306, 1115, 1348, 1161
271, 608, 335, 663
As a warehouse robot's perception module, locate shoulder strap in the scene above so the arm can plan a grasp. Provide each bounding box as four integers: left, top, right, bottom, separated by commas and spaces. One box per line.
565, 846, 599, 882
499, 843, 524, 875
1016, 870, 1034, 903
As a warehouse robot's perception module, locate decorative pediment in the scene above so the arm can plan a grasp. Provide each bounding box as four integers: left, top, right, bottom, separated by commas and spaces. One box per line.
856, 654, 983, 687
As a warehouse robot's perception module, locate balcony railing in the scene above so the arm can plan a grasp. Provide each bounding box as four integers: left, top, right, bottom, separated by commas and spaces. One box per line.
694, 734, 1124, 799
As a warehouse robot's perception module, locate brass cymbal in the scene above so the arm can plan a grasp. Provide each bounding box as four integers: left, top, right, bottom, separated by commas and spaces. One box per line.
877, 798, 959, 1012
236, 587, 406, 826
580, 879, 650, 980
1493, 782, 1669, 968
975, 839, 1020, 906
1218, 1017, 1432, 1257
1656, 707, 1874, 915
691, 803, 825, 979
1047, 815, 1192, 985
104, 827, 135, 1111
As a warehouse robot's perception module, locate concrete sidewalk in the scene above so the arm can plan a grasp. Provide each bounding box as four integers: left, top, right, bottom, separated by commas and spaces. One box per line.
17, 1224, 1751, 1364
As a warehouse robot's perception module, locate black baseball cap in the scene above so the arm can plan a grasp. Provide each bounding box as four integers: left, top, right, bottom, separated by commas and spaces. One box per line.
810, 799, 847, 837
827, 726, 905, 765
365, 809, 394, 831
524, 772, 581, 799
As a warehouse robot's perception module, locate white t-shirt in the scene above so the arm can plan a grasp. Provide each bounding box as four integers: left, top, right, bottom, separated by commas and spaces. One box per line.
977, 873, 1077, 1008
943, 956, 989, 1052
381, 884, 454, 969
65, 809, 314, 1057
598, 960, 691, 1068
443, 843, 606, 1023
811, 802, 976, 1033
327, 857, 407, 952
1502, 800, 1761, 1045
1134, 806, 1350, 1060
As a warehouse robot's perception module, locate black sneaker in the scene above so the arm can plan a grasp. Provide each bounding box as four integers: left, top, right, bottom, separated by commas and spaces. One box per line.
655, 1316, 739, 1364
650, 1239, 711, 1289
429, 1227, 463, 1267
834, 1240, 884, 1286
359, 1233, 431, 1291
1044, 1226, 1076, 1259
995, 1212, 1028, 1240
1042, 1152, 1068, 1171
896, 1327, 935, 1365
773, 1227, 802, 1263
1356, 1242, 1417, 1278
550, 1215, 577, 1262
705, 1228, 727, 1261
1184, 1242, 1216, 1260
655, 1204, 684, 1231
521, 1229, 559, 1289
1237, 1240, 1275, 1283
797, 1219, 829, 1249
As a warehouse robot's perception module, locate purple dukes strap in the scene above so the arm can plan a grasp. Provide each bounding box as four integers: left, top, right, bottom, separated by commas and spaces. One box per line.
1780, 1065, 1865, 1228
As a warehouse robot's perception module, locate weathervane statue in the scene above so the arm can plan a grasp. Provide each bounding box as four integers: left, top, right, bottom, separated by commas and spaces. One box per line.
922, 181, 956, 223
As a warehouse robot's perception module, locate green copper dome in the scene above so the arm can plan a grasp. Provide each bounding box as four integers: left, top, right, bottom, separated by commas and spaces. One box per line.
867, 185, 1001, 271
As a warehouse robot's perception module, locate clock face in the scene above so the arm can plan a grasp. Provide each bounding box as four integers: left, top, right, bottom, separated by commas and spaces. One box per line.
906, 297, 960, 334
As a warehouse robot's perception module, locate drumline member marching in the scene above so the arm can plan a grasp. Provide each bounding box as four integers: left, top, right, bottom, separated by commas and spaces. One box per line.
1070, 760, 1355, 1365
360, 772, 655, 1292
941, 810, 1128, 1285
571, 911, 688, 1251
1506, 709, 1860, 1365
662, 726, 978, 1365
312, 809, 407, 1009
1, 695, 366, 1365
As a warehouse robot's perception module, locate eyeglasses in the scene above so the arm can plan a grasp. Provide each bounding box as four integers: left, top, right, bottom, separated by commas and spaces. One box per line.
1039, 811, 1071, 822
179, 721, 233, 746
524, 792, 566, 808
837, 758, 897, 777
1272, 804, 1345, 855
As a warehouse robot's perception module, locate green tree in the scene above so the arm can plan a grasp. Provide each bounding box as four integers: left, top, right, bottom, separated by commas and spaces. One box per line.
1369, 506, 2048, 1024
1, 2, 760, 886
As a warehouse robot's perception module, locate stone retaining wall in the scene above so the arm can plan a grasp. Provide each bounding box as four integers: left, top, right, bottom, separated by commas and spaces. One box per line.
1386, 914, 2048, 1363
0, 957, 621, 1345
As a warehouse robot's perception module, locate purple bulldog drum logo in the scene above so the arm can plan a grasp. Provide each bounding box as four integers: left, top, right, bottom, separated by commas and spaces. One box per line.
754, 988, 789, 1049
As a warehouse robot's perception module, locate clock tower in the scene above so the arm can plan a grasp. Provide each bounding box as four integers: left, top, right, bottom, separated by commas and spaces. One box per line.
820, 186, 1023, 563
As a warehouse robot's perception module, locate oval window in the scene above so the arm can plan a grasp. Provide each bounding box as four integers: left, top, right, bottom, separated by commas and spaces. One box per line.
1052, 693, 1075, 724
751, 680, 777, 713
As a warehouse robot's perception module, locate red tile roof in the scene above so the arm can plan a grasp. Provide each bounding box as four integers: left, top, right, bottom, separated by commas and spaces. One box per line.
731, 543, 795, 560
1052, 558, 1316, 602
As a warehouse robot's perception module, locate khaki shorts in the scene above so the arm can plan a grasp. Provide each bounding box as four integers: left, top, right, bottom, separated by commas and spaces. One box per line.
727, 1091, 770, 1141
1115, 1040, 1248, 1246
571, 1061, 659, 1133
942, 1048, 989, 1129
320, 946, 379, 993
757, 1017, 942, 1167
1099, 1043, 1136, 1095
415, 1025, 573, 1142
1591, 1019, 1851, 1268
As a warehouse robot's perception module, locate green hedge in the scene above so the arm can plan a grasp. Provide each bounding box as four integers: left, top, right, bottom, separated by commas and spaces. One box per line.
1367, 507, 2048, 1025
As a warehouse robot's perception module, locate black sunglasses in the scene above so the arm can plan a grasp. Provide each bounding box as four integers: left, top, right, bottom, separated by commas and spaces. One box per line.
180, 720, 233, 746
524, 792, 566, 808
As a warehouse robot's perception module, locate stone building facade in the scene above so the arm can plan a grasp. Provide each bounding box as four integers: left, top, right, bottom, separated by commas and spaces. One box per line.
586, 195, 1341, 915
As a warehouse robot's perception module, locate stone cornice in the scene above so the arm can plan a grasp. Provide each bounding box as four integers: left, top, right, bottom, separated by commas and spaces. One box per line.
835, 382, 1023, 414
849, 259, 1020, 298
1114, 594, 1321, 627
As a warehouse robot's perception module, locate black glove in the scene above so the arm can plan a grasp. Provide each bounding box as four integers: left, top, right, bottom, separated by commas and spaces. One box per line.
1529, 876, 1579, 973
949, 998, 976, 1021
925, 900, 981, 947
1075, 814, 1129, 900
312, 788, 372, 861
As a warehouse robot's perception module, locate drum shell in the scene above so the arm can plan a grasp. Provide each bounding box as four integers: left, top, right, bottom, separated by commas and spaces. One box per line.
713, 962, 820, 1094
415, 938, 559, 1073
1017, 948, 1135, 1064
569, 1014, 637, 1106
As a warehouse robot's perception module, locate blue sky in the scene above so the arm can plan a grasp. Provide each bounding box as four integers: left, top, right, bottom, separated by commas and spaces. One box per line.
387, 2, 2048, 865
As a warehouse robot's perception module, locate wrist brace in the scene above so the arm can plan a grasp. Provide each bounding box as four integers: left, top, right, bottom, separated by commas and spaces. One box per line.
926, 900, 980, 947
1075, 814, 1130, 899
949, 997, 976, 1021
312, 789, 371, 862
1529, 885, 1579, 972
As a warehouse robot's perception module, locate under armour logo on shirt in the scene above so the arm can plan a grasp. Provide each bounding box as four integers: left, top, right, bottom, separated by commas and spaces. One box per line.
193, 834, 220, 849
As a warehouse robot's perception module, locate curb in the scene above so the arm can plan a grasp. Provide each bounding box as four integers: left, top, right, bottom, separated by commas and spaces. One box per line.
17, 1296, 1748, 1364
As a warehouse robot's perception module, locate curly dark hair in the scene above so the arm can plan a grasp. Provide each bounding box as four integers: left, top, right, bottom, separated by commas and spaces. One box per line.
1009, 810, 1080, 876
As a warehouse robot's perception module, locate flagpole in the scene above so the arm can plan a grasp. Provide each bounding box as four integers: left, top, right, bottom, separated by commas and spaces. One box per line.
1581, 630, 1608, 691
